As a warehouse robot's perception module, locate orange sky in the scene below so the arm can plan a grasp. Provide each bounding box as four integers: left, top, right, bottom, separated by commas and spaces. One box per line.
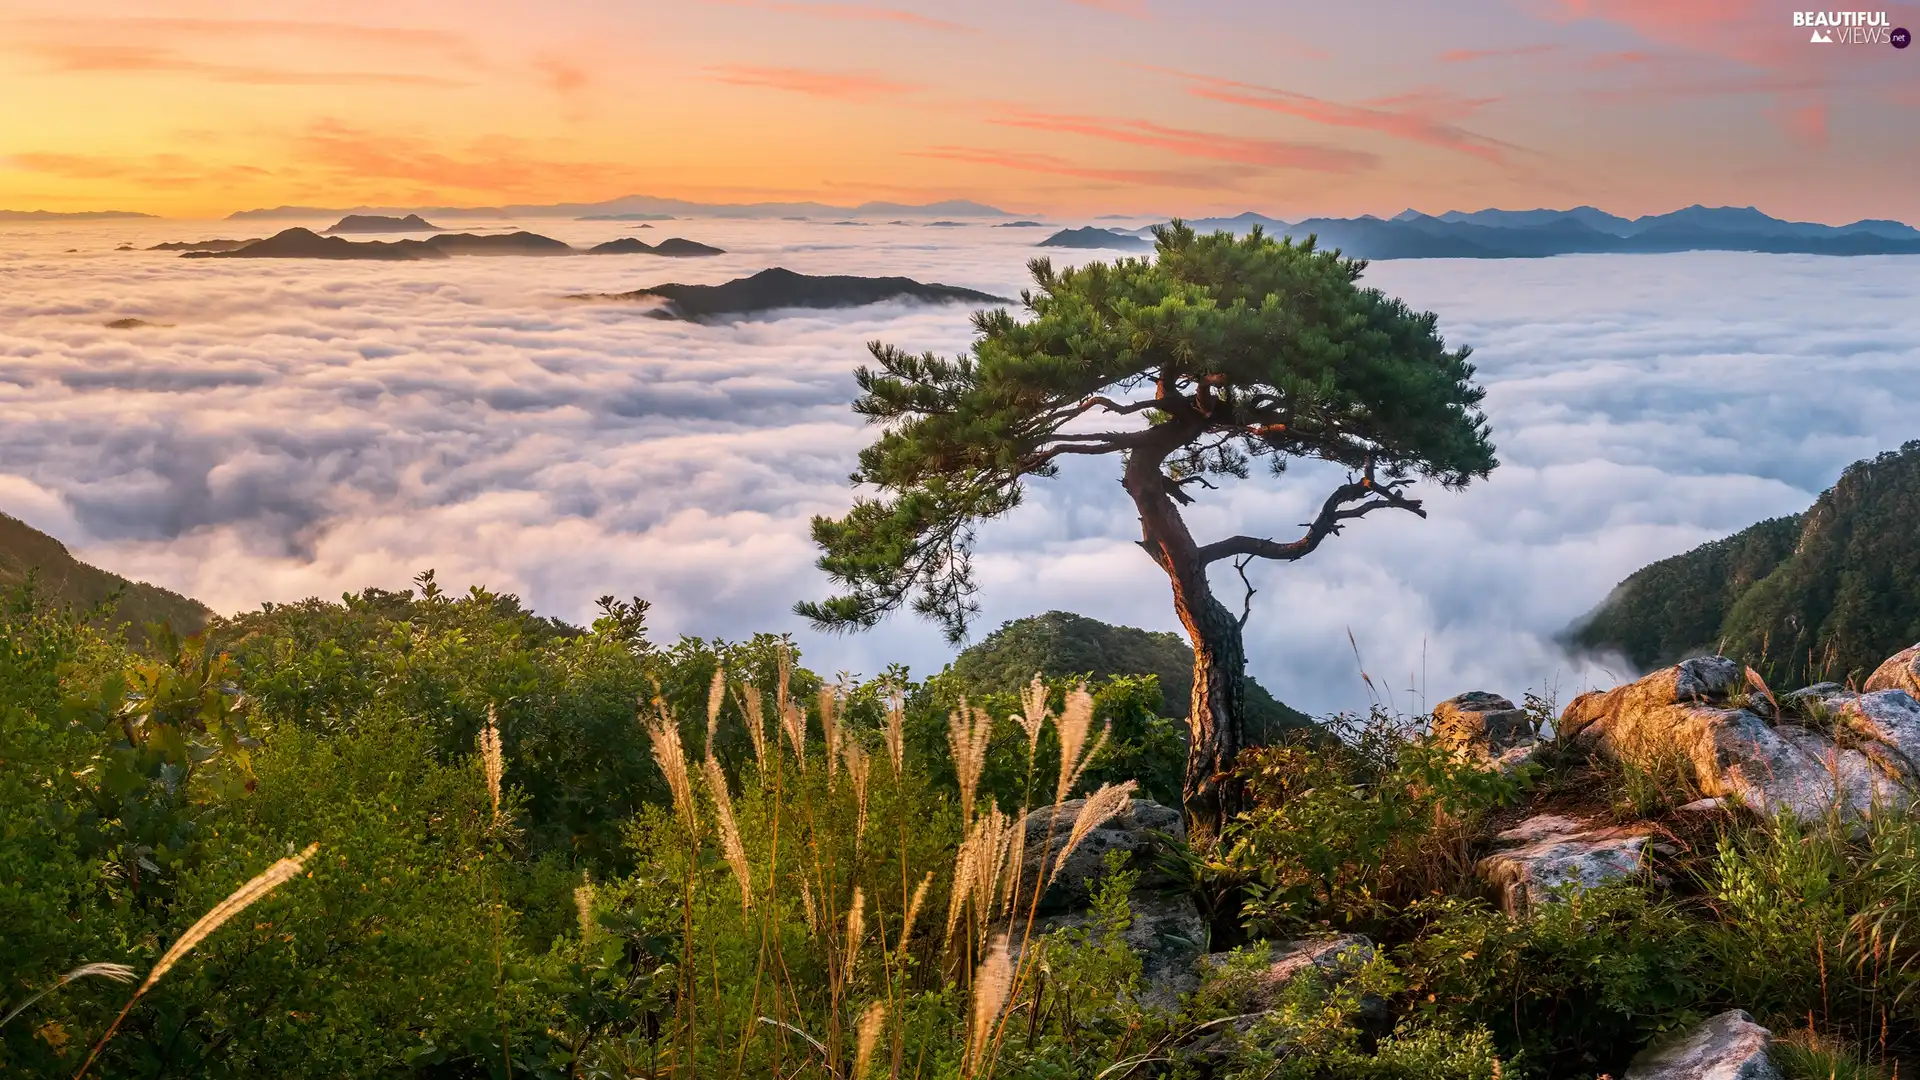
3, 0, 1918, 221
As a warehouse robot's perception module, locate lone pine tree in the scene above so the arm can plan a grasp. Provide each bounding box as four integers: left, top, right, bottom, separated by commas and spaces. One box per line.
799, 223, 1496, 839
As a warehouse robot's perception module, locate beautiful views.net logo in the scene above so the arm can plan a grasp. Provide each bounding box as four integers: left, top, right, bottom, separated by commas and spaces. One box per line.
1792, 10, 1901, 44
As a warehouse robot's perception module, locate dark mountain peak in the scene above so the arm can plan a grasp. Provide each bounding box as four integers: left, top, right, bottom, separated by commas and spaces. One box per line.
422, 231, 573, 255
568, 266, 1010, 320
181, 227, 445, 261
1038, 226, 1153, 250
325, 213, 441, 233
650, 237, 725, 256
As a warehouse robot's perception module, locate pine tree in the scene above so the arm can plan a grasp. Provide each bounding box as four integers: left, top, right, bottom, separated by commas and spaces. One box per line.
798, 223, 1497, 839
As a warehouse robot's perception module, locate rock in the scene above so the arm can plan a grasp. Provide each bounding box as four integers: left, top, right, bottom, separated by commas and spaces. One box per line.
1025, 892, 1206, 1008
1201, 934, 1376, 1009
1677, 797, 1727, 813
1558, 658, 1920, 822
1018, 798, 1182, 912
1183, 935, 1383, 1064
1477, 814, 1652, 915
1624, 1010, 1780, 1079
1865, 644, 1920, 696
1433, 691, 1534, 757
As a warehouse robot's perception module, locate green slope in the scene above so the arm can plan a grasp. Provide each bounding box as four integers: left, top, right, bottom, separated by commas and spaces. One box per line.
1569, 440, 1920, 686
945, 610, 1314, 740
0, 511, 212, 642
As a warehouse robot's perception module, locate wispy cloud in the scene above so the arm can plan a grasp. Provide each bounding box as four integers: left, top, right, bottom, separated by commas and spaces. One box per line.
1439, 43, 1560, 63
25, 43, 468, 87
1153, 69, 1525, 166
288, 121, 640, 198
986, 110, 1376, 173
707, 65, 923, 102
908, 145, 1247, 188
699, 0, 970, 32
1064, 0, 1151, 17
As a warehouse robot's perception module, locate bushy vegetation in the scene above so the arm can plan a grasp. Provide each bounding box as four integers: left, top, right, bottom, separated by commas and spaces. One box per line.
1571, 440, 1920, 687
6, 575, 1920, 1077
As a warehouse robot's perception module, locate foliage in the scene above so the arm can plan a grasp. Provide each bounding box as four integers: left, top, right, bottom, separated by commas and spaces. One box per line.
945, 610, 1313, 740
1571, 440, 1920, 687
1226, 709, 1528, 937
1402, 883, 1707, 1077
0, 512, 211, 644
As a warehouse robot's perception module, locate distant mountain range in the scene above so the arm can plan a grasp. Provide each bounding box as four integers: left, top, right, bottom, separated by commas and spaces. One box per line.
1123, 205, 1920, 258
229, 196, 1012, 221
0, 209, 156, 220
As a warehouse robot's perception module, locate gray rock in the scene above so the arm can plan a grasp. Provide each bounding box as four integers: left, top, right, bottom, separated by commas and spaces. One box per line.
1558, 659, 1920, 823
1022, 892, 1206, 1008
1433, 691, 1535, 757
1477, 814, 1651, 915
1624, 1010, 1780, 1080
1018, 798, 1181, 912
1185, 935, 1379, 1062
1865, 643, 1920, 696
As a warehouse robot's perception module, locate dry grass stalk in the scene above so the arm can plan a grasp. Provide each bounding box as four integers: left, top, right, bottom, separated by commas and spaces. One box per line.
854, 1000, 887, 1079
738, 684, 770, 771
885, 688, 906, 777
799, 874, 820, 936
0, 963, 135, 1029
820, 685, 841, 785
899, 871, 934, 954
781, 699, 809, 768
943, 822, 982, 948
1052, 686, 1104, 804
1046, 781, 1137, 891
706, 666, 726, 756
480, 706, 506, 828
948, 700, 993, 823
1016, 674, 1050, 756
965, 934, 1013, 1079
944, 808, 1017, 948
703, 757, 753, 911
77, 844, 320, 1079
842, 733, 873, 845
842, 886, 866, 985
777, 646, 793, 715
574, 874, 596, 941
646, 709, 697, 834
1746, 665, 1781, 717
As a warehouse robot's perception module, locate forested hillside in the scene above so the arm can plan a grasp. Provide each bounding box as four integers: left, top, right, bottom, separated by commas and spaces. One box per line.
1570, 440, 1920, 685
0, 512, 209, 642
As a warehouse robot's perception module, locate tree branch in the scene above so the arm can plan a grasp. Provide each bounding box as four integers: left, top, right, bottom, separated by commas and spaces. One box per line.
1194, 474, 1425, 566
1232, 555, 1257, 629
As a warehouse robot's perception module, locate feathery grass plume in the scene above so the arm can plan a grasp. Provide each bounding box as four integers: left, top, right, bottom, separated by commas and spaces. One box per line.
0, 963, 135, 1029
777, 645, 793, 715
737, 683, 770, 770
781, 698, 809, 768
574, 874, 596, 941
1046, 781, 1138, 891
705, 665, 726, 756
965, 933, 1013, 1078
77, 844, 319, 1079
943, 824, 983, 948
854, 1000, 887, 1079
820, 685, 841, 785
899, 871, 934, 954
948, 699, 993, 823
646, 707, 697, 834
842, 886, 866, 984
971, 808, 1019, 941
1052, 685, 1101, 804
480, 706, 506, 828
842, 732, 872, 845
799, 874, 820, 936
1745, 665, 1781, 717
1016, 673, 1050, 756
703, 756, 753, 911
884, 687, 906, 777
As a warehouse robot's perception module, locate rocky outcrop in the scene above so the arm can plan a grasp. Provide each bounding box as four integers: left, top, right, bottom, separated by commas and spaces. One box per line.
1183, 936, 1380, 1063
1559, 657, 1920, 820
1202, 934, 1376, 1009
1027, 892, 1206, 1008
1623, 1010, 1780, 1079
1865, 644, 1920, 696
1477, 815, 1653, 914
1019, 798, 1181, 912
1433, 691, 1538, 771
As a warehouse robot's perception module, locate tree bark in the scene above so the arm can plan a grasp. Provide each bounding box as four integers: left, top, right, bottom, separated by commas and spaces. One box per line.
1121, 441, 1248, 845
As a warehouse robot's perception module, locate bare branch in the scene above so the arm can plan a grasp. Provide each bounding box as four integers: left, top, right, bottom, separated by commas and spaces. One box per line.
1232, 556, 1257, 629
1195, 475, 1425, 566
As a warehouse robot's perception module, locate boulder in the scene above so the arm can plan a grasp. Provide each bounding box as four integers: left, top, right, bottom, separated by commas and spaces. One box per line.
1433, 691, 1535, 757
1558, 658, 1920, 821
1865, 643, 1920, 696
1022, 892, 1206, 1008
1018, 798, 1181, 912
1184, 935, 1379, 1061
1477, 814, 1652, 915
1623, 1010, 1780, 1080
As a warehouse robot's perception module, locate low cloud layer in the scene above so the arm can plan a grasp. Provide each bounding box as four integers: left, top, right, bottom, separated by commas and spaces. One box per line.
4, 218, 1918, 716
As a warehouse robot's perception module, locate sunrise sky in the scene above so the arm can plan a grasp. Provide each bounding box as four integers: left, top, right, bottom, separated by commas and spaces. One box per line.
3, 0, 1918, 222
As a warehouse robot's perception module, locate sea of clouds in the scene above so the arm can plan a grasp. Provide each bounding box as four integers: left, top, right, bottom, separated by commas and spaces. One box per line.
3, 216, 1918, 716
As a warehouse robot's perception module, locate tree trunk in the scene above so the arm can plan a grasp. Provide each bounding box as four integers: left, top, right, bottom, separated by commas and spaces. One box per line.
1121, 443, 1249, 844
1175, 586, 1248, 845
